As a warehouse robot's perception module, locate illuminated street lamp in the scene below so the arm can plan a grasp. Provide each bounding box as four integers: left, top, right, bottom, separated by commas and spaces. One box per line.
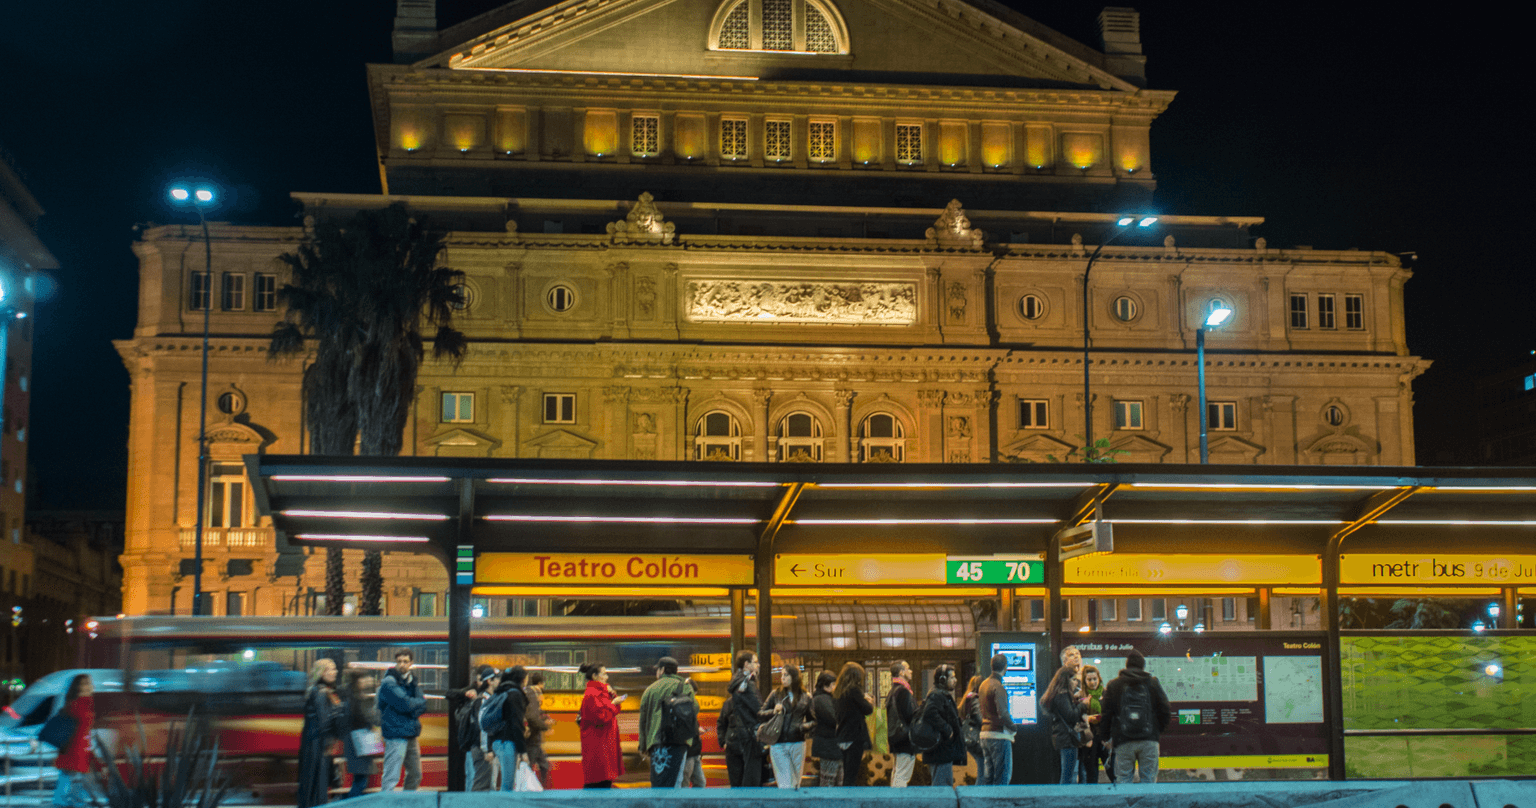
1081, 215, 1157, 456
1197, 302, 1234, 464
169, 182, 218, 616
1158, 622, 1172, 635
1175, 603, 1189, 631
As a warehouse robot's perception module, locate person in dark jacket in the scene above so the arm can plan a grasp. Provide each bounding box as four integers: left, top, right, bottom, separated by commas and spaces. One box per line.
297, 659, 342, 808
490, 666, 530, 791
920, 664, 966, 787
810, 671, 842, 787
1078, 665, 1110, 784
339, 669, 382, 798
724, 651, 764, 787
446, 666, 498, 792
681, 678, 707, 787
1099, 649, 1172, 784
376, 652, 426, 792
958, 676, 985, 785
884, 660, 918, 787
524, 671, 555, 788
832, 661, 874, 787
761, 663, 813, 789
1040, 664, 1087, 784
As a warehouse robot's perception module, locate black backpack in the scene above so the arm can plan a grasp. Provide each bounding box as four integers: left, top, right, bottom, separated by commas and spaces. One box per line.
1117, 682, 1156, 740
906, 696, 941, 752
660, 681, 699, 746
455, 697, 481, 749
479, 691, 510, 737
885, 686, 911, 746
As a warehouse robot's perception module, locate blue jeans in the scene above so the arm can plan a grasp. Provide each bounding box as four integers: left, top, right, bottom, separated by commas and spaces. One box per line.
930, 762, 954, 786
980, 739, 1012, 785
972, 750, 986, 784
1058, 746, 1079, 784
53, 771, 90, 808
492, 739, 519, 791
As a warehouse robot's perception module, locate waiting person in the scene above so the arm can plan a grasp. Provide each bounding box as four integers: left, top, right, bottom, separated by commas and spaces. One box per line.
50, 674, 95, 808
578, 663, 626, 788
681, 678, 707, 788
1078, 665, 1110, 784
832, 661, 874, 787
639, 656, 692, 788
920, 664, 965, 787
761, 663, 812, 789
723, 651, 764, 787
489, 666, 529, 791
977, 653, 1022, 785
377, 652, 426, 792
524, 671, 555, 788
339, 669, 382, 798
298, 659, 342, 808
884, 660, 918, 787
447, 666, 498, 792
1100, 649, 1171, 784
1060, 645, 1083, 675
1040, 665, 1088, 784
810, 671, 842, 787
959, 676, 985, 784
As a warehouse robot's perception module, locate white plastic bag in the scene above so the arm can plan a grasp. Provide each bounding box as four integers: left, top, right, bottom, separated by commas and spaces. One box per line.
514, 759, 543, 792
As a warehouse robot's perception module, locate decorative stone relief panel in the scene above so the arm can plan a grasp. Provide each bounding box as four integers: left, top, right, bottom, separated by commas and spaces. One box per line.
685, 280, 917, 324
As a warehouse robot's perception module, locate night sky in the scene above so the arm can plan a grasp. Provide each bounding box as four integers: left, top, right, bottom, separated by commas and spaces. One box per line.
1, 2, 1525, 510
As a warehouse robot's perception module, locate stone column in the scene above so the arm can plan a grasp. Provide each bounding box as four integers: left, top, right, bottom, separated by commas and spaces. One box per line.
918, 389, 945, 462
1374, 396, 1402, 466
1267, 395, 1298, 464
606, 262, 631, 340
499, 386, 524, 457
834, 389, 855, 462
603, 385, 631, 459
1168, 393, 1191, 463
753, 388, 772, 462
672, 387, 690, 460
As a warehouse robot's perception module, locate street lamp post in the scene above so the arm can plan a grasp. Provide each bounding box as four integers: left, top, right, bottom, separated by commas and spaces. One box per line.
170, 185, 216, 616
1082, 216, 1156, 455
1197, 303, 1233, 464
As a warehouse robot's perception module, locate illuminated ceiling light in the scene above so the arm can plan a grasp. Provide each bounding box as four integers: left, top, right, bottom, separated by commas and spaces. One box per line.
294, 533, 432, 543
484, 515, 761, 524
282, 509, 450, 520
1374, 519, 1536, 526
1128, 483, 1400, 491
1429, 485, 1536, 491
814, 482, 1090, 489
791, 518, 1059, 525
270, 475, 452, 483
1106, 518, 1345, 525
487, 477, 779, 488
1078, 625, 1091, 633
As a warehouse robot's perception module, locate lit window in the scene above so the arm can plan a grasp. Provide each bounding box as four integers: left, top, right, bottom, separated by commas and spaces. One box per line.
254, 273, 278, 312
779, 412, 823, 462
1114, 400, 1143, 430
1289, 294, 1309, 329
543, 393, 576, 424
547, 284, 576, 312
721, 118, 748, 159
860, 413, 905, 462
805, 4, 837, 52
1100, 599, 1117, 621
809, 120, 836, 162
207, 462, 249, 528
713, 0, 843, 52
762, 0, 791, 49
696, 410, 742, 461
189, 271, 212, 311
1208, 401, 1236, 430
718, 0, 748, 48
1113, 296, 1137, 321
1126, 599, 1141, 621
1344, 294, 1364, 330
221, 273, 245, 311
896, 123, 923, 163
442, 392, 474, 423
1018, 294, 1044, 320
1019, 399, 1048, 429
632, 114, 660, 156
765, 120, 791, 161
1317, 294, 1336, 329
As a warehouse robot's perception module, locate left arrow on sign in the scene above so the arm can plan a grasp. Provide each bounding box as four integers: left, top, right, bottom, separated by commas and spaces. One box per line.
789, 564, 805, 577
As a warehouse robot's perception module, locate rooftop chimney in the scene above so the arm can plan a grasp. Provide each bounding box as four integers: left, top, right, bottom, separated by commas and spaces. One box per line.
393, 0, 438, 64
1097, 7, 1147, 87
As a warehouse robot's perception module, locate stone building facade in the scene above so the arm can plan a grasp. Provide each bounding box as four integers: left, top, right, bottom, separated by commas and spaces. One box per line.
114, 1, 1425, 618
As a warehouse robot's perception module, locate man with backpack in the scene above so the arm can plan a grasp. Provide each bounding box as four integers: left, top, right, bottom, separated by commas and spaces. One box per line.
639, 656, 695, 788
447, 666, 499, 791
884, 660, 918, 787
1099, 649, 1172, 784
484, 666, 529, 791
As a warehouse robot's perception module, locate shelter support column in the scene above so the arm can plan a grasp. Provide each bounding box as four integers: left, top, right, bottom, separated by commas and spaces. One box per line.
1503, 587, 1519, 629
1046, 534, 1062, 662
730, 588, 746, 657
999, 587, 1015, 631
1322, 535, 1343, 781
1257, 587, 1271, 630
446, 477, 475, 792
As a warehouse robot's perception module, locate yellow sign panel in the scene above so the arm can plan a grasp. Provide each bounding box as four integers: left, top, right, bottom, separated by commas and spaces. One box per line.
477, 553, 754, 586
776, 554, 946, 585
1340, 554, 1536, 586
1065, 554, 1321, 585
1159, 754, 1327, 769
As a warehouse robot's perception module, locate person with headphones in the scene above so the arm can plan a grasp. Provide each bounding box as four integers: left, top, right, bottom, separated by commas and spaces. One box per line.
919, 664, 966, 786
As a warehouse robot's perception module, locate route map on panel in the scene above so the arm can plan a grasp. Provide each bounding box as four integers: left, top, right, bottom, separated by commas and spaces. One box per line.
1263, 655, 1324, 724
1145, 655, 1258, 703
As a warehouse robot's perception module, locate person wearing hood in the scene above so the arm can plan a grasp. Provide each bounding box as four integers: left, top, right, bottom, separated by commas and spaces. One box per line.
490, 666, 530, 791
884, 660, 918, 787
376, 652, 426, 792
723, 651, 764, 787
1099, 649, 1172, 784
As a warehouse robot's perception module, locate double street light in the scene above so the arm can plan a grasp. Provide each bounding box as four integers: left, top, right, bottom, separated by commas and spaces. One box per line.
1197, 302, 1234, 464
1082, 215, 1157, 455
169, 182, 218, 616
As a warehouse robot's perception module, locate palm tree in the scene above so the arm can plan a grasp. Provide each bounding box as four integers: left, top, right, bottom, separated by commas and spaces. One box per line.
270, 203, 467, 615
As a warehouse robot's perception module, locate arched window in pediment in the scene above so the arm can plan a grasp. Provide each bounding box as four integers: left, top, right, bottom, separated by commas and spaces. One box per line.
709, 0, 849, 54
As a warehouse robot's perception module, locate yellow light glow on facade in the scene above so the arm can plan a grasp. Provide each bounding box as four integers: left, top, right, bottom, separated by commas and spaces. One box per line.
444, 114, 483, 152
496, 108, 526, 154
1118, 145, 1143, 173
1024, 125, 1052, 168
397, 128, 422, 152
1065, 554, 1321, 585
584, 111, 618, 156
1062, 132, 1102, 169
981, 122, 1010, 168
852, 119, 881, 164
939, 122, 967, 166
674, 114, 705, 159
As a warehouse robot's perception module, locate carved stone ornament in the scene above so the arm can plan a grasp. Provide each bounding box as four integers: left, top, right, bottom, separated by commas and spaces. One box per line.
947, 281, 968, 322
608, 192, 676, 244
686, 280, 917, 324
635, 276, 657, 317
925, 199, 986, 249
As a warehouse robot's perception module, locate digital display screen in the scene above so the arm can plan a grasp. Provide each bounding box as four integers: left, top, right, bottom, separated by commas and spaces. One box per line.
988, 639, 1041, 725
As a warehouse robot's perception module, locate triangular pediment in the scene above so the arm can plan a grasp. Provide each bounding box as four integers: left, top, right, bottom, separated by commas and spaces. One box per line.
525, 428, 600, 459
434, 0, 1136, 91
1207, 435, 1266, 462
205, 421, 265, 446
1002, 433, 1076, 462
1109, 433, 1171, 462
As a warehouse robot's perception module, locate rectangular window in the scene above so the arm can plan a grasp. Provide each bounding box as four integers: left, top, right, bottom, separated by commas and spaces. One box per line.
441, 392, 474, 423
208, 462, 247, 528
720, 118, 747, 159
1150, 598, 1166, 621
1114, 400, 1144, 430
1061, 599, 1072, 622
895, 123, 923, 163
1126, 598, 1142, 621
414, 591, 438, 617
1029, 599, 1044, 621
1246, 596, 1259, 623
1221, 597, 1236, 621
765, 120, 792, 161
808, 120, 836, 161
543, 393, 576, 424
226, 591, 246, 617
1208, 401, 1237, 430
254, 273, 278, 312
1344, 294, 1364, 330
1317, 294, 1336, 329
1100, 598, 1117, 621
1289, 293, 1309, 329
190, 272, 212, 311
221, 273, 245, 311
631, 114, 660, 156
1019, 399, 1048, 429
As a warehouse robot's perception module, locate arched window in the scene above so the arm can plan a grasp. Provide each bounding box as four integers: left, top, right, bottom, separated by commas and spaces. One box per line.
860, 413, 905, 462
709, 0, 849, 54
695, 410, 742, 461
779, 412, 823, 462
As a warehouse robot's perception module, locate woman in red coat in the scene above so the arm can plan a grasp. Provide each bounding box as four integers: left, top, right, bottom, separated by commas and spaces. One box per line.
52, 674, 94, 807
577, 663, 626, 788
